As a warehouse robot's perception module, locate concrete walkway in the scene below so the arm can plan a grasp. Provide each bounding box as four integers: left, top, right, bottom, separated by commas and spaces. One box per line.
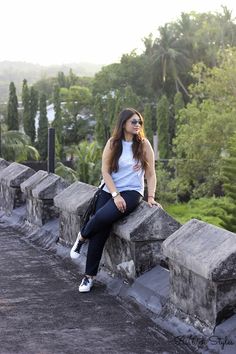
0, 223, 194, 354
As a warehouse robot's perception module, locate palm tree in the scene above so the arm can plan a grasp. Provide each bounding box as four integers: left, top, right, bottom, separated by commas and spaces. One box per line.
217, 6, 236, 48
152, 24, 190, 95
58, 140, 102, 186
55, 162, 77, 184
74, 140, 102, 185
176, 13, 196, 61
1, 130, 40, 162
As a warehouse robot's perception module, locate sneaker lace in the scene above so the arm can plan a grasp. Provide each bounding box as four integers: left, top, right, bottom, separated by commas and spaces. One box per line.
82, 276, 90, 286
75, 240, 84, 252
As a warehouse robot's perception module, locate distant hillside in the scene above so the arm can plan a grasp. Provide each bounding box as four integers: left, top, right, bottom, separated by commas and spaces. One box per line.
0, 61, 103, 102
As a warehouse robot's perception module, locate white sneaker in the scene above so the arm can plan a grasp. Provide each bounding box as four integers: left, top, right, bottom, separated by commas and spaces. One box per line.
70, 232, 85, 259
79, 276, 94, 292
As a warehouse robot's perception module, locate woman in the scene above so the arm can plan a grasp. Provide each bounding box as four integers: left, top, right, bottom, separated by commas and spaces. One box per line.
70, 108, 162, 292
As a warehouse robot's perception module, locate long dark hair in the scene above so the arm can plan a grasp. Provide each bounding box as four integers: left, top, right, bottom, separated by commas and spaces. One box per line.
109, 108, 148, 172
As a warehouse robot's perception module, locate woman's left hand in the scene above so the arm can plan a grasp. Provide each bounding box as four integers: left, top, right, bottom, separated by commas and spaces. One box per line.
147, 196, 163, 209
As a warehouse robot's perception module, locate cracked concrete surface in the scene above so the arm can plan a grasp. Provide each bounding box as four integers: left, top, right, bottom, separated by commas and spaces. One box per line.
0, 223, 193, 354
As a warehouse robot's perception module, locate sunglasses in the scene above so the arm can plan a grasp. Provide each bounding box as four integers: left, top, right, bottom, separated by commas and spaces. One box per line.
130, 119, 143, 126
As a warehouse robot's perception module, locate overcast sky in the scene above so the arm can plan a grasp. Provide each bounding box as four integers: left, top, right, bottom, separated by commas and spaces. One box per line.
1, 0, 236, 66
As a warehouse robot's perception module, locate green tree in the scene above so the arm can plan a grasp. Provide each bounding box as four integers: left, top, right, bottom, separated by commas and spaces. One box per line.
192, 10, 236, 67
62, 85, 92, 146
67, 68, 78, 87
55, 162, 77, 184
122, 85, 140, 108
156, 95, 169, 159
92, 53, 150, 99
113, 91, 123, 129
1, 130, 39, 162
29, 86, 38, 144
143, 103, 153, 144
33, 77, 57, 100
174, 91, 185, 116
119, 52, 151, 98
94, 94, 109, 147
93, 90, 130, 147
74, 140, 102, 185
57, 71, 67, 88
152, 24, 190, 96
171, 91, 185, 146
172, 50, 236, 199
56, 141, 102, 185
22, 79, 31, 138
7, 82, 19, 130
52, 85, 63, 158
219, 132, 236, 232
37, 94, 48, 160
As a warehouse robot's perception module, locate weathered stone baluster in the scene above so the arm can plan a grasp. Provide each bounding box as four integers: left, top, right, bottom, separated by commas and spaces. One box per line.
0, 162, 35, 215
162, 218, 236, 330
21, 172, 69, 226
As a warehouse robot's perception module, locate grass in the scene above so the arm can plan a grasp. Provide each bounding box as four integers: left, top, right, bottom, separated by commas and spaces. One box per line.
163, 196, 228, 228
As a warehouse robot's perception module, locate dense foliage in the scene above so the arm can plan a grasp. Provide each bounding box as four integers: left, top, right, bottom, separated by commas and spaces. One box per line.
219, 132, 236, 232
37, 94, 48, 160
7, 82, 19, 130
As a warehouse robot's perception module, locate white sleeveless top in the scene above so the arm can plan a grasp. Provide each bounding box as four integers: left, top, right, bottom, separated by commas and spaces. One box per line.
103, 140, 145, 196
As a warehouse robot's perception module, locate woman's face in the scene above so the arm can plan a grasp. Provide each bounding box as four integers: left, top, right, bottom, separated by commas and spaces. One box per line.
123, 113, 143, 136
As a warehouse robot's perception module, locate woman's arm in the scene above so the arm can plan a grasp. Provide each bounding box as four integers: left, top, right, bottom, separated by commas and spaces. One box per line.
101, 139, 127, 212
144, 139, 163, 208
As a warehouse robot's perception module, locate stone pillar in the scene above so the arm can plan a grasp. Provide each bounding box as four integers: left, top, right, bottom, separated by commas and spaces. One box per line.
103, 201, 181, 279
54, 181, 97, 246
0, 162, 35, 215
20, 170, 48, 225
162, 218, 236, 329
21, 172, 69, 226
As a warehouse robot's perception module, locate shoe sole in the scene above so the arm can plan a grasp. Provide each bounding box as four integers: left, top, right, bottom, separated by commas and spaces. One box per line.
79, 288, 92, 292
79, 282, 94, 292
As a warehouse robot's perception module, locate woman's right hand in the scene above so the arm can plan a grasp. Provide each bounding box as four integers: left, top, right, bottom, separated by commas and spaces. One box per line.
113, 195, 126, 213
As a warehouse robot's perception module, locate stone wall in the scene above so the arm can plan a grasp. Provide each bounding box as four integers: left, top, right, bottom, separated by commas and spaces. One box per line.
1, 158, 236, 332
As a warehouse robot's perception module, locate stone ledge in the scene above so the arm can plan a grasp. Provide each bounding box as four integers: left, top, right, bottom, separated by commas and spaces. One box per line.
32, 173, 69, 199
21, 170, 48, 195
54, 181, 97, 214
113, 201, 181, 242
162, 218, 236, 281
0, 162, 35, 187
162, 218, 236, 329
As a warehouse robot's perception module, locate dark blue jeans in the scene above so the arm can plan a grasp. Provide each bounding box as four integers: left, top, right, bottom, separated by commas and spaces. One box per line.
81, 190, 142, 276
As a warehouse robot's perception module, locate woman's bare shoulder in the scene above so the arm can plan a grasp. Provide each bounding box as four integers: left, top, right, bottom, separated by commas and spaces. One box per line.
143, 138, 152, 149
103, 137, 114, 153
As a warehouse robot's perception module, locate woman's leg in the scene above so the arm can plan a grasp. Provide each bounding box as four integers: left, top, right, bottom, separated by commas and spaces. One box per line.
84, 190, 142, 276
80, 190, 111, 238
70, 191, 111, 259
81, 190, 142, 240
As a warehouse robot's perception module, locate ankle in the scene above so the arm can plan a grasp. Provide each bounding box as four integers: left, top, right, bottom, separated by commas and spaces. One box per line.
85, 275, 94, 279
80, 235, 86, 242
